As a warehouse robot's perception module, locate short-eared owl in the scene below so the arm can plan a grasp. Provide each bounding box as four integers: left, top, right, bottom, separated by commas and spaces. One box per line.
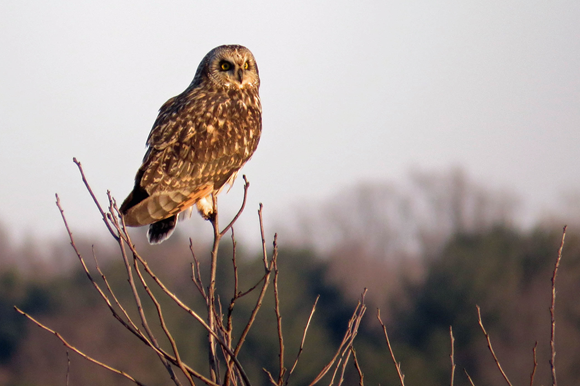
120, 45, 262, 244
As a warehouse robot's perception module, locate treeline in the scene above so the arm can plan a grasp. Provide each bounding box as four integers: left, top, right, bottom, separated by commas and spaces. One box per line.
0, 169, 578, 385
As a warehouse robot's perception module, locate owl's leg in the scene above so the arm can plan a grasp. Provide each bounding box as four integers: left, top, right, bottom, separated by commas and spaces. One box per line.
196, 194, 216, 220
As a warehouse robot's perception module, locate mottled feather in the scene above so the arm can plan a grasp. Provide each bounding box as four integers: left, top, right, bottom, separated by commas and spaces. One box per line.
120, 45, 261, 243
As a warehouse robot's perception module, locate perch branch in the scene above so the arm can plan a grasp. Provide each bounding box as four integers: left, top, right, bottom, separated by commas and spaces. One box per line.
208, 194, 221, 383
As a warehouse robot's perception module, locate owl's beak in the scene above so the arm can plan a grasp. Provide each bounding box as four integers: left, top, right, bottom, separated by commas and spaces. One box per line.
237, 68, 244, 83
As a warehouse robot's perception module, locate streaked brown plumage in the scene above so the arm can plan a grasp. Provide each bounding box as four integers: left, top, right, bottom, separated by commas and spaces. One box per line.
120, 45, 261, 244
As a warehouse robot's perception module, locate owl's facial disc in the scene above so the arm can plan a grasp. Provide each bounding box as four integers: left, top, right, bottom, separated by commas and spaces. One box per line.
200, 45, 259, 89
218, 59, 254, 88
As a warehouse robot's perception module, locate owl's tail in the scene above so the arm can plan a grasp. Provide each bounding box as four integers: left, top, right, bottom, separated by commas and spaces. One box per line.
148, 215, 178, 244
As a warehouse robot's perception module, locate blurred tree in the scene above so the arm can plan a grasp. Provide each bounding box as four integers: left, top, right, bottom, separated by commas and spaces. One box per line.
282, 167, 518, 260
395, 226, 579, 386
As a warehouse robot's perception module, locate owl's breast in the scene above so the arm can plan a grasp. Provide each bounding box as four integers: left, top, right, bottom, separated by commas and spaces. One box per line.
195, 89, 261, 153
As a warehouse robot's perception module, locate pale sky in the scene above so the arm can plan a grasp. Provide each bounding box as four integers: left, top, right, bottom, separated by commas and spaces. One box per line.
1, 1, 579, 245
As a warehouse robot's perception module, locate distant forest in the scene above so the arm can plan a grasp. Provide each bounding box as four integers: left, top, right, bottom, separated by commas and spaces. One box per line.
1, 168, 578, 386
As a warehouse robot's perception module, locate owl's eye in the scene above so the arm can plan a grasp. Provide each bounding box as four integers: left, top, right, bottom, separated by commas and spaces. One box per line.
243, 62, 249, 70
220, 61, 231, 71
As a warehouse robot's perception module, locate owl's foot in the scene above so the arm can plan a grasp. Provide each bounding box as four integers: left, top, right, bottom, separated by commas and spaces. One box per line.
196, 195, 216, 221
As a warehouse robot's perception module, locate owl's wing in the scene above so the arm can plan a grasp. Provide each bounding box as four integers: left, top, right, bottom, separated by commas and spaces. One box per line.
120, 90, 258, 227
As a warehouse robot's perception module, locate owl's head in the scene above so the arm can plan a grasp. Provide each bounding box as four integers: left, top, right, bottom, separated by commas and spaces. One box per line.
194, 45, 260, 90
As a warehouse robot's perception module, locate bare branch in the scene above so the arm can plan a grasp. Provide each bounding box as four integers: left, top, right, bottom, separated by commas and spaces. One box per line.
220, 175, 250, 237
131, 253, 194, 386
328, 356, 344, 386
351, 347, 364, 386
450, 326, 456, 386
309, 290, 367, 386
226, 228, 239, 345
65, 350, 71, 386
337, 346, 354, 386
377, 309, 405, 386
286, 295, 320, 383
273, 253, 286, 384
91, 246, 141, 338
72, 158, 119, 240
236, 272, 270, 299
15, 307, 147, 386
189, 239, 206, 298
120, 225, 250, 386
550, 225, 567, 386
234, 233, 276, 357
56, 192, 219, 385
55, 195, 153, 350
258, 204, 270, 270
264, 368, 277, 386
463, 369, 476, 386
530, 341, 538, 386
56, 160, 261, 386
207, 194, 221, 383
476, 305, 512, 386
115, 227, 182, 386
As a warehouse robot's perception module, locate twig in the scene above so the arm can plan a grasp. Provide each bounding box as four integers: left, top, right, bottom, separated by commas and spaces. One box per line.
226, 228, 239, 346
91, 246, 141, 339
63, 160, 251, 386
309, 290, 367, 386
351, 347, 364, 386
263, 368, 277, 386
450, 326, 456, 386
273, 254, 286, 384
55, 196, 152, 353
208, 194, 221, 383
131, 252, 195, 386
286, 295, 320, 384
122, 235, 248, 384
14, 307, 147, 386
119, 221, 250, 386
109, 193, 214, 385
550, 225, 567, 386
72, 158, 119, 240
329, 356, 344, 386
258, 204, 270, 270
189, 239, 206, 297
225, 205, 275, 386
530, 341, 538, 386
115, 222, 183, 386
234, 232, 276, 357
463, 369, 476, 386
65, 350, 71, 386
220, 175, 250, 237
236, 272, 270, 299
476, 305, 512, 386
223, 229, 238, 386
377, 309, 405, 386
56, 194, 190, 385
337, 345, 355, 386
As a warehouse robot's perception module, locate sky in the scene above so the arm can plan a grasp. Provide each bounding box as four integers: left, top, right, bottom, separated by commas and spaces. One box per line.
1, 1, 579, 246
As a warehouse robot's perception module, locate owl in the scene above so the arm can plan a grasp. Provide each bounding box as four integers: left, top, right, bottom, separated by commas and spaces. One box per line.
120, 45, 262, 244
